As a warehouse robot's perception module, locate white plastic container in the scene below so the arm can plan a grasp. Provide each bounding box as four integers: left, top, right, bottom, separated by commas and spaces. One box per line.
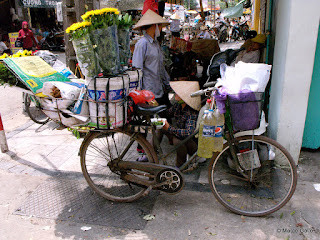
126, 69, 142, 93
151, 118, 166, 129
87, 76, 129, 129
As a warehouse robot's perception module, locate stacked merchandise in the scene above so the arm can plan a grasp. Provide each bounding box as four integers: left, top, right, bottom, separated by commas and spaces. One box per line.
65, 8, 142, 129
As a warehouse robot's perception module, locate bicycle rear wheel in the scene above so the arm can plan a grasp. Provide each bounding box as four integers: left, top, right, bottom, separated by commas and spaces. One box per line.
24, 93, 49, 124
80, 129, 157, 202
208, 135, 297, 217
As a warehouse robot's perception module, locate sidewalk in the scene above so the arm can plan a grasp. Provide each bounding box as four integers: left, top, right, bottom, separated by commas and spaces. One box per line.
0, 121, 320, 240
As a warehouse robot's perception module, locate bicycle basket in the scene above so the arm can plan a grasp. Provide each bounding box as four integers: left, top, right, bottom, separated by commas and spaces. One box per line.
227, 92, 264, 132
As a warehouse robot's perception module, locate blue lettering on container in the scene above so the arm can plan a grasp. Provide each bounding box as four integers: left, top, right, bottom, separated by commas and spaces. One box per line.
130, 81, 138, 88
88, 89, 126, 101
203, 125, 215, 137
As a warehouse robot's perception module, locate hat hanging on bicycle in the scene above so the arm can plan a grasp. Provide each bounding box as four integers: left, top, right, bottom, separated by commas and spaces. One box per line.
170, 81, 201, 111
133, 9, 169, 30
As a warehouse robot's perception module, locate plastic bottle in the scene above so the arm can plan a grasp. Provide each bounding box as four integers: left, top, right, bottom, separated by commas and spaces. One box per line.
197, 110, 215, 158
196, 99, 212, 131
213, 109, 225, 152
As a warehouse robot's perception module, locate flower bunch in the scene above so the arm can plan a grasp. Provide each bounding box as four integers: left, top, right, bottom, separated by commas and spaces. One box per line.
118, 13, 133, 30
0, 50, 33, 59
81, 8, 120, 30
65, 21, 92, 40
81, 8, 120, 21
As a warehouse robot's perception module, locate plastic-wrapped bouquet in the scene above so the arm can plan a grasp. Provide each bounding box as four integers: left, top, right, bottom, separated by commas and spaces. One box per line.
66, 21, 96, 78
117, 13, 133, 69
82, 8, 121, 76
66, 8, 134, 77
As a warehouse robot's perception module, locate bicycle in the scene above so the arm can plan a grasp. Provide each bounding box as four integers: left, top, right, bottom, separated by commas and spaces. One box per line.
79, 84, 297, 217
23, 93, 50, 124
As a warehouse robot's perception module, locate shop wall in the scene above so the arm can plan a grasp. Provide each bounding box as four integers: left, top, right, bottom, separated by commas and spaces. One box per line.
268, 0, 320, 163
302, 24, 320, 149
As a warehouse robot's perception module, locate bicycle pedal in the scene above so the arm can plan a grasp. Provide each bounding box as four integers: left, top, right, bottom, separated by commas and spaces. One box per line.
182, 162, 198, 173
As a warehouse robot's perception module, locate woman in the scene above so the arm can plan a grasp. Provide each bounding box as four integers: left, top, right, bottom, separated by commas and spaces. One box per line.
132, 10, 172, 161
18, 21, 38, 51
161, 81, 201, 167
132, 9, 171, 106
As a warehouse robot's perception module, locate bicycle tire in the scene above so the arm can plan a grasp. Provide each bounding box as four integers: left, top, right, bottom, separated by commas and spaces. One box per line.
24, 93, 50, 124
208, 135, 297, 217
80, 129, 158, 202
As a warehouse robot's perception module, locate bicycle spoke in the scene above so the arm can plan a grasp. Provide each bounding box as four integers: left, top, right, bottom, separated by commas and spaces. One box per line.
210, 136, 297, 216
80, 130, 154, 202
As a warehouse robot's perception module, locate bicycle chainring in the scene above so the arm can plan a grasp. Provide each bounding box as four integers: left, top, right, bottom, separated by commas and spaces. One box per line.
156, 168, 184, 194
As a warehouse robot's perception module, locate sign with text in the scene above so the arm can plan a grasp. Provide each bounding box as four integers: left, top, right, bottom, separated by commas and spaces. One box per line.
19, 0, 61, 8
8, 32, 22, 54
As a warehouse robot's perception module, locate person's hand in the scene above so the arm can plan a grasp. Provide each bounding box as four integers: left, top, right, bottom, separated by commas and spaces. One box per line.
162, 120, 170, 131
23, 35, 26, 38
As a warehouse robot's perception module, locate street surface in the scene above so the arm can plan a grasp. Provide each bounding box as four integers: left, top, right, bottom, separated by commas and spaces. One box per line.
0, 46, 320, 240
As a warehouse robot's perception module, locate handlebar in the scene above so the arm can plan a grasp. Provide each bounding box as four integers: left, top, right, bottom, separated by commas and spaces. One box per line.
203, 81, 217, 88
190, 87, 217, 98
190, 90, 205, 97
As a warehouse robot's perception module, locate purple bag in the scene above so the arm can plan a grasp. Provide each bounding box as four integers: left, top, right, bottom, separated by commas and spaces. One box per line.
213, 89, 227, 114
228, 91, 260, 131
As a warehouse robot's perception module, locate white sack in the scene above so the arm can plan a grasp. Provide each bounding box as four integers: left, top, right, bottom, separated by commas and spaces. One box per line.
42, 82, 81, 109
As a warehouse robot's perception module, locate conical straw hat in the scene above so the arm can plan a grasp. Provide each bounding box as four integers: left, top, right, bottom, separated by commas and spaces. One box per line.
133, 9, 169, 30
170, 81, 201, 111
170, 13, 180, 20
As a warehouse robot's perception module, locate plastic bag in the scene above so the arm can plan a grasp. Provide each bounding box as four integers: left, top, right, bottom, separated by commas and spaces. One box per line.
52, 60, 76, 79
42, 81, 82, 109
71, 86, 89, 122
40, 99, 83, 127
90, 25, 120, 75
72, 35, 98, 78
218, 62, 272, 94
33, 50, 57, 66
235, 61, 272, 92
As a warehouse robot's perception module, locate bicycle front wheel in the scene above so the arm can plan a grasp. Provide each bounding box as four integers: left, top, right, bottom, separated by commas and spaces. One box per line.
80, 129, 157, 202
24, 93, 49, 124
208, 135, 297, 217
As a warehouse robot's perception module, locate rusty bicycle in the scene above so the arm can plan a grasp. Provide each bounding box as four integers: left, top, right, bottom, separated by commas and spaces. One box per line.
79, 84, 297, 217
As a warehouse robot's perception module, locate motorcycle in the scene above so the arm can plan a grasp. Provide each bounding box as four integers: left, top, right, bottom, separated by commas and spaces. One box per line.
40, 29, 65, 52
213, 21, 229, 43
231, 22, 240, 41
239, 21, 249, 40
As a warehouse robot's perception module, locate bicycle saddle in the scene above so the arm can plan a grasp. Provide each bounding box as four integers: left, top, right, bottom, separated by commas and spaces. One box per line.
134, 103, 167, 116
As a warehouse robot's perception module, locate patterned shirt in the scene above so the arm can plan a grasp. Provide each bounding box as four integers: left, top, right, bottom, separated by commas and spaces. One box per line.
167, 103, 198, 139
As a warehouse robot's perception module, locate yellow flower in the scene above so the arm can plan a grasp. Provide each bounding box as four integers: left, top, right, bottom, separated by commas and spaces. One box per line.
0, 53, 8, 59
23, 50, 28, 55
65, 21, 91, 34
94, 9, 104, 15
81, 10, 95, 20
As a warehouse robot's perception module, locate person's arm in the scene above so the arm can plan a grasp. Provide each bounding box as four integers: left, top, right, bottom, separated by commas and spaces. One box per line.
164, 113, 197, 139
132, 40, 146, 69
17, 30, 23, 40
30, 31, 38, 47
0, 42, 8, 51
